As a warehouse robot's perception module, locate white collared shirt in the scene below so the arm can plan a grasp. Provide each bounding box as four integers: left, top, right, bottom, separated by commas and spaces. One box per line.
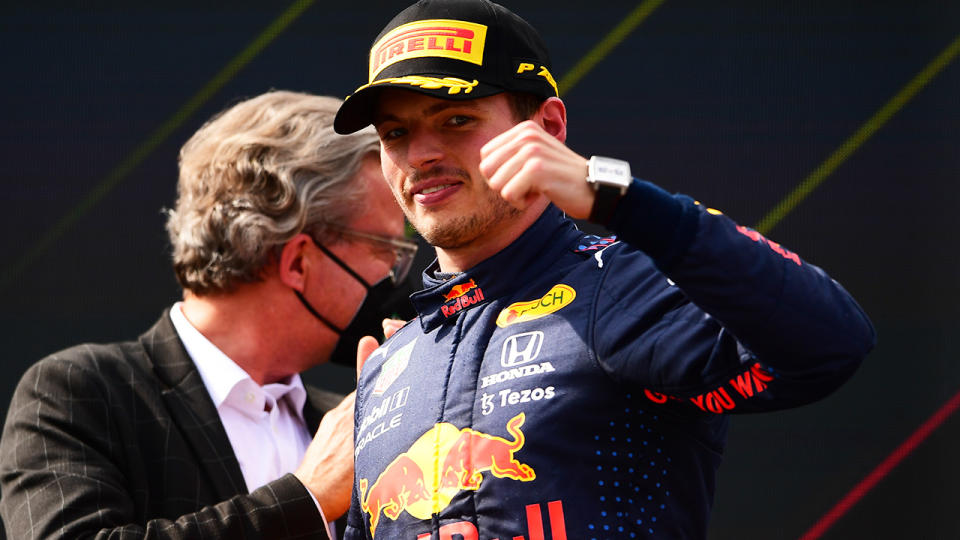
168, 303, 313, 495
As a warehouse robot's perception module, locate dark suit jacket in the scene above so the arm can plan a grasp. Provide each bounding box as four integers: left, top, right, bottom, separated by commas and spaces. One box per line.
0, 311, 344, 539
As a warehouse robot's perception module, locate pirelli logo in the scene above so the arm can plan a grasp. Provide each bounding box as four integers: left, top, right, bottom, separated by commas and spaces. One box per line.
369, 19, 487, 81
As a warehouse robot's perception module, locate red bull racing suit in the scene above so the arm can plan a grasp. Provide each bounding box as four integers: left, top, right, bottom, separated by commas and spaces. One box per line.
345, 179, 875, 540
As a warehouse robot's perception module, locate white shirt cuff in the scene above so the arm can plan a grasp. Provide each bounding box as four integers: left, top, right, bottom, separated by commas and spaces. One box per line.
305, 485, 336, 539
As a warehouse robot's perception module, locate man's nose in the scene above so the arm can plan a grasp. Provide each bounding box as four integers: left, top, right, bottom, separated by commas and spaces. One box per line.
407, 128, 445, 169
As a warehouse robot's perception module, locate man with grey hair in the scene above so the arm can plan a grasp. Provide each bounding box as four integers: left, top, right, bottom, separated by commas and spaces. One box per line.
0, 90, 416, 539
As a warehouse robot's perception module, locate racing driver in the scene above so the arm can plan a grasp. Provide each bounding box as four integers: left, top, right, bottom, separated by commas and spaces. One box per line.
332, 1, 876, 538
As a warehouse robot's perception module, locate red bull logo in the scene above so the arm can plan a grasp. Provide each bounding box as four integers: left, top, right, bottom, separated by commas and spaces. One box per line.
358, 455, 430, 538
444, 279, 478, 301
438, 412, 534, 490
359, 413, 535, 538
441, 279, 486, 317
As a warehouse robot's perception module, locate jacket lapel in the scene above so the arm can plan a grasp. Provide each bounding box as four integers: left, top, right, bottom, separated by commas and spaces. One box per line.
139, 310, 248, 498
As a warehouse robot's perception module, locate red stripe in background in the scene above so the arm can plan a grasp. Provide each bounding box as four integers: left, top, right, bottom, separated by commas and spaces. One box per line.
799, 388, 960, 540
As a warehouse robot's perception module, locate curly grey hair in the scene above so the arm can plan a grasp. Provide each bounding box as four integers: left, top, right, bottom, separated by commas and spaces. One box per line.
166, 90, 380, 294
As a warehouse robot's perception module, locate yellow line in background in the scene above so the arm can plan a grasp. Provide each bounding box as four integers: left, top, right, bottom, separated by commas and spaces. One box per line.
0, 0, 315, 292
558, 0, 666, 96
755, 33, 960, 235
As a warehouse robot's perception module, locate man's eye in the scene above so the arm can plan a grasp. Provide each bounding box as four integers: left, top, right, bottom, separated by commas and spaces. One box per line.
379, 127, 406, 141
446, 115, 472, 127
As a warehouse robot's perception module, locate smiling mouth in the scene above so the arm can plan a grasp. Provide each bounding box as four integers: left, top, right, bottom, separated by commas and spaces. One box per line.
420, 184, 455, 195
411, 181, 463, 206
409, 167, 470, 205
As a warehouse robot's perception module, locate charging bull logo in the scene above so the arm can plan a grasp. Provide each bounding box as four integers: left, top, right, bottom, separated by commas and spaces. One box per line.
496, 284, 576, 328
358, 455, 429, 538
441, 279, 486, 317
443, 279, 478, 302
359, 413, 535, 538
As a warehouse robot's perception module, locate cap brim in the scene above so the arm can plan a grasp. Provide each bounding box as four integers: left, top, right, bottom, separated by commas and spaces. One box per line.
333, 76, 504, 134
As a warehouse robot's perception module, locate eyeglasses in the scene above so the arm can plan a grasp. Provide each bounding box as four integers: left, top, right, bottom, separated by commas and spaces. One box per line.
329, 226, 419, 285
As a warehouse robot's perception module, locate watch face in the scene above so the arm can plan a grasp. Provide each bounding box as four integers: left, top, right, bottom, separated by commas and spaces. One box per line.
589, 156, 632, 188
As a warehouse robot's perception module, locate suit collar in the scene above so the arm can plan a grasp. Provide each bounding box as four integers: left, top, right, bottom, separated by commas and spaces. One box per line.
139, 309, 248, 496
140, 309, 347, 494
168, 302, 310, 423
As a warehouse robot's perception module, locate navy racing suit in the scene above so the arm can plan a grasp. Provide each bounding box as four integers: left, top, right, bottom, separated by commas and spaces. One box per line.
345, 179, 875, 540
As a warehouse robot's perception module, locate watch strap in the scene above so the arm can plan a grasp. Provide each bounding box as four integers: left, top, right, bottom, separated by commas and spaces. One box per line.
589, 183, 625, 225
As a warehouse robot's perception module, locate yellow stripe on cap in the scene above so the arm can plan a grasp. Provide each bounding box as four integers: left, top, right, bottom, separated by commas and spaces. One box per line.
369, 19, 488, 81
350, 76, 480, 97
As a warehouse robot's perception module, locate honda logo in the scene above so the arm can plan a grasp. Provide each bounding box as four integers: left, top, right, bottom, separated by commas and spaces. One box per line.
500, 331, 544, 367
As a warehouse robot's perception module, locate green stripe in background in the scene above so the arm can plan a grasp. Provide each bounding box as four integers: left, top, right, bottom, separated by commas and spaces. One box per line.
0, 0, 316, 292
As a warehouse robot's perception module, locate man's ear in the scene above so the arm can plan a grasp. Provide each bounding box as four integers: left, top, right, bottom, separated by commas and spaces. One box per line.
278, 233, 314, 291
536, 96, 567, 143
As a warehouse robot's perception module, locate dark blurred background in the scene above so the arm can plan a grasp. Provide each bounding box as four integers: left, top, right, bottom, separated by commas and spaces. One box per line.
1, 1, 958, 538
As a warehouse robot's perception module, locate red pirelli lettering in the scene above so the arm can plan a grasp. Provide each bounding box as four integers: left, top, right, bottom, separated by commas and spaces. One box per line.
388, 43, 404, 59
371, 26, 477, 74
375, 27, 474, 56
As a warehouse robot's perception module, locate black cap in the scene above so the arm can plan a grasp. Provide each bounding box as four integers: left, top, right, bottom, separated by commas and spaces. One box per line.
334, 0, 557, 134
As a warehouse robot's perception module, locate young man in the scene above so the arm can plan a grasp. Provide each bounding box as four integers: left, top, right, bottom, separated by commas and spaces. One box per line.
0, 91, 416, 539
334, 1, 875, 538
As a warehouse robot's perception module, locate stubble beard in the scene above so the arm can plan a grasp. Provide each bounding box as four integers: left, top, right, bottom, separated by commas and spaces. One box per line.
402, 168, 522, 250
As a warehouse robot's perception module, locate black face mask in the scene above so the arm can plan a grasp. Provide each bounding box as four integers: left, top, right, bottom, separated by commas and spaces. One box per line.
294, 240, 416, 368
327, 276, 411, 367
